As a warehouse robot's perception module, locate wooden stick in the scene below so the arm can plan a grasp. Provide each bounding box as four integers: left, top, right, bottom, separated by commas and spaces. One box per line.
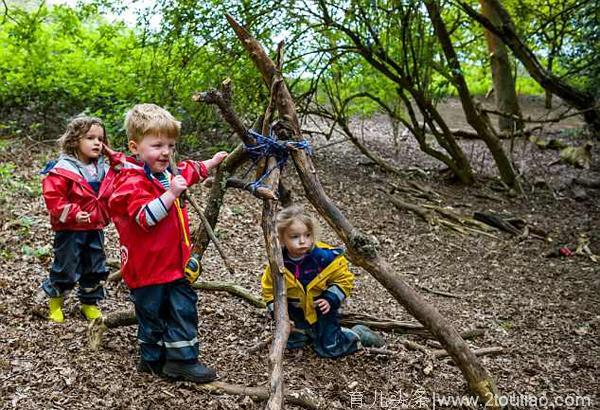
187, 192, 236, 274
224, 177, 278, 200
362, 347, 398, 356
382, 190, 436, 224
434, 346, 504, 359
197, 381, 321, 410
170, 155, 235, 274
246, 336, 274, 354
417, 284, 467, 299
403, 340, 504, 360
259, 42, 290, 410
194, 281, 265, 308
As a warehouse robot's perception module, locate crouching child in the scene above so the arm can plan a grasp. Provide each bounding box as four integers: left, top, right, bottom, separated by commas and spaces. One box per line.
261, 205, 384, 358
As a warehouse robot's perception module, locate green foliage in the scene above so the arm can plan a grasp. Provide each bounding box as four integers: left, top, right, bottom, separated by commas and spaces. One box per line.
0, 1, 272, 152
0, 161, 40, 201
0, 0, 596, 151
21, 244, 52, 259
505, 0, 599, 96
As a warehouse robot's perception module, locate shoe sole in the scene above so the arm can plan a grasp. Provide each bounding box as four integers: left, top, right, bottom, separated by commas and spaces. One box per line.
138, 369, 167, 379
162, 370, 216, 383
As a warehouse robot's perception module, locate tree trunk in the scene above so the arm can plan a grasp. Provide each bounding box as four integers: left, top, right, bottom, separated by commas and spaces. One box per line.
314, 2, 474, 184
458, 0, 600, 135
426, 0, 521, 193
479, 0, 523, 132
545, 55, 554, 109
225, 13, 501, 409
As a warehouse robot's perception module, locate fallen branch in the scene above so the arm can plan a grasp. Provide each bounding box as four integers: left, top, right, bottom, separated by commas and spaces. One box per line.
473, 212, 522, 235
402, 340, 431, 355
340, 313, 486, 340
197, 381, 321, 410
434, 346, 504, 359
88, 311, 137, 350
417, 284, 467, 299
362, 347, 398, 356
403, 339, 504, 359
382, 190, 435, 224
384, 180, 442, 204
194, 281, 266, 308
107, 275, 265, 308
89, 304, 486, 351
450, 127, 534, 139
246, 336, 274, 354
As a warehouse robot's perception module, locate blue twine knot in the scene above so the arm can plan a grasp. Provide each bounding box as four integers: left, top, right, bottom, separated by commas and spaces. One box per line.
242, 129, 312, 192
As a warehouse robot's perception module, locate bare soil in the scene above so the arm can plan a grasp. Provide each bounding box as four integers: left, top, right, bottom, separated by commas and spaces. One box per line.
1, 96, 598, 409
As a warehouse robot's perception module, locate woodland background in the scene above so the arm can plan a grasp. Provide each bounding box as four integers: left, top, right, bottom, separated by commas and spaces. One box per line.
0, 0, 598, 409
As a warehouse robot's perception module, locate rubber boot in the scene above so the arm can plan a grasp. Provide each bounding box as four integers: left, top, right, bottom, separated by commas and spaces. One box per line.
80, 304, 102, 321
351, 324, 385, 347
48, 297, 64, 323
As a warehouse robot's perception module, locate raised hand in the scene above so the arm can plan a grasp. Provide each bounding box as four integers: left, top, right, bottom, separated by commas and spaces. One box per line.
169, 175, 188, 197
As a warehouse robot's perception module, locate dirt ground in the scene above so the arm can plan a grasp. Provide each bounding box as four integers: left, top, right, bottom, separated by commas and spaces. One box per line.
0, 96, 598, 409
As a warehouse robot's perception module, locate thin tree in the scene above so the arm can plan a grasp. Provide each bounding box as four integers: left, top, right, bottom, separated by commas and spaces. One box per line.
457, 0, 600, 135
425, 0, 522, 192
479, 0, 523, 131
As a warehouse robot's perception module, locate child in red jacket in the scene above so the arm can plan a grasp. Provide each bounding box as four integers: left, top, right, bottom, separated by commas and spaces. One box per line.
40, 116, 116, 323
108, 103, 227, 383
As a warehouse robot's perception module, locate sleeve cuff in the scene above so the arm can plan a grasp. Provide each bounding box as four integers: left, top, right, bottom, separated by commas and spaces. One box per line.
194, 161, 208, 179
319, 289, 342, 311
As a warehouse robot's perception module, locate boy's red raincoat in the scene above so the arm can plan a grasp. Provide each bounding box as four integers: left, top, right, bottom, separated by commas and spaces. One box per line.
108, 156, 207, 289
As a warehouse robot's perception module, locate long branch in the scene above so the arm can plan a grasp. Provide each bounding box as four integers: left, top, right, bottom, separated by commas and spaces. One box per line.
224, 14, 501, 409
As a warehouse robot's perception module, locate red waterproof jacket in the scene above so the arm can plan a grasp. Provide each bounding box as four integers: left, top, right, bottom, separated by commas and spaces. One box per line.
42, 157, 116, 231
108, 156, 207, 289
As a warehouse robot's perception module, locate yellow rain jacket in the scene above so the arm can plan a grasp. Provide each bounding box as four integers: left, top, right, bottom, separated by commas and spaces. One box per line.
261, 242, 354, 325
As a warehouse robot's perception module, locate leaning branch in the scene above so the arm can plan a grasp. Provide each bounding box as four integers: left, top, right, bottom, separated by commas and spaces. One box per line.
226, 13, 501, 409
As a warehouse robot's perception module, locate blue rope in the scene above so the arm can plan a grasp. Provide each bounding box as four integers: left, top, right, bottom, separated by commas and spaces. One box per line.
242, 129, 312, 192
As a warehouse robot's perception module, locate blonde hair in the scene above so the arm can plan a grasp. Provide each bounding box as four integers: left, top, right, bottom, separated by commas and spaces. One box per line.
276, 205, 320, 242
57, 116, 106, 157
124, 103, 181, 142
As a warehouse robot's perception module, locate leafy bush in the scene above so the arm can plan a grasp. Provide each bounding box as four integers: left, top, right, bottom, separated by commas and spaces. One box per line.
0, 3, 268, 153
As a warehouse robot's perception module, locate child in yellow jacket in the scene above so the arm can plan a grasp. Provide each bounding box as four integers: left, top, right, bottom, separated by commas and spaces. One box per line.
261, 205, 383, 358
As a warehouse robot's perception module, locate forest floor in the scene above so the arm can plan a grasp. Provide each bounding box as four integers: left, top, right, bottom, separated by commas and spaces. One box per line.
0, 96, 598, 409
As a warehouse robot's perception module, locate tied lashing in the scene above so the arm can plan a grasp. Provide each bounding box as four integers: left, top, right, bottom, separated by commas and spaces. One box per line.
242, 128, 312, 192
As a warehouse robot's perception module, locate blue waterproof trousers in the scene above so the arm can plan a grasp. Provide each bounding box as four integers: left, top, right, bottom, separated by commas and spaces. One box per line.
287, 302, 359, 358
42, 230, 108, 304
131, 279, 199, 363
